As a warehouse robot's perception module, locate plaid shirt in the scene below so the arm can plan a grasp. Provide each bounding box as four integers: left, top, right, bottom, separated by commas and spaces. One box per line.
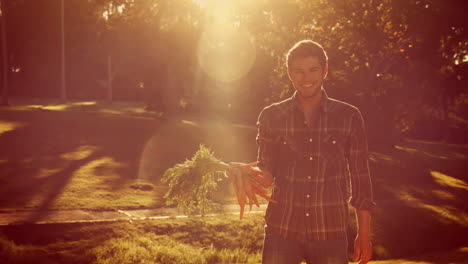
256, 88, 375, 242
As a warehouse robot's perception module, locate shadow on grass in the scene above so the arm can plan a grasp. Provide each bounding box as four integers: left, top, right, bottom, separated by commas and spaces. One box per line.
368, 141, 468, 259
0, 103, 259, 211
0, 106, 158, 211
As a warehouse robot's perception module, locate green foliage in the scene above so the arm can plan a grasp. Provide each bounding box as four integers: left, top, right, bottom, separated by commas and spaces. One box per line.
140, 215, 265, 252
91, 214, 265, 263
161, 145, 229, 215
91, 233, 260, 264
0, 235, 54, 264
4, 0, 468, 142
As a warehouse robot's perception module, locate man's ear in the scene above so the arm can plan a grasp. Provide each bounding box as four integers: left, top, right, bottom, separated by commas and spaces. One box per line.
323, 63, 329, 79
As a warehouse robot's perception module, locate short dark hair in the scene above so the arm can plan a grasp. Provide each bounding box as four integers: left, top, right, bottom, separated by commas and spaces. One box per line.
286, 40, 328, 68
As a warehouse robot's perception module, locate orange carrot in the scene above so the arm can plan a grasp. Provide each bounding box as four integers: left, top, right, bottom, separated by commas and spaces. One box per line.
252, 185, 277, 203
250, 172, 276, 188
229, 167, 248, 219
243, 179, 255, 211
235, 169, 246, 219
251, 192, 260, 208
241, 161, 260, 168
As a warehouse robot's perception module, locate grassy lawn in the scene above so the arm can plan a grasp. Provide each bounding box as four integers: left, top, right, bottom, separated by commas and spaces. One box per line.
0, 98, 257, 211
0, 214, 265, 264
1, 214, 467, 264
1, 98, 468, 262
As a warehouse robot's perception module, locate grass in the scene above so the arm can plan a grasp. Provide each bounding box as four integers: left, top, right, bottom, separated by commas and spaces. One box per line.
0, 214, 265, 264
367, 138, 468, 259
0, 98, 257, 211
1, 214, 467, 264
1, 97, 468, 262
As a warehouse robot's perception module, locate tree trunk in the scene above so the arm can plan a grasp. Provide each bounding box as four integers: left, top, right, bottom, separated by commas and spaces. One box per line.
60, 0, 67, 101
107, 53, 112, 102
0, 0, 8, 106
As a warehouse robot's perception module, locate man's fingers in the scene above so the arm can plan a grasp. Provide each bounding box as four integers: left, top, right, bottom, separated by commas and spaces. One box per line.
357, 242, 372, 264
353, 245, 361, 262
361, 244, 373, 264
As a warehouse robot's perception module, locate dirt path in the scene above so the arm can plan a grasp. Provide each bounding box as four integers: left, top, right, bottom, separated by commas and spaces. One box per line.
0, 204, 267, 225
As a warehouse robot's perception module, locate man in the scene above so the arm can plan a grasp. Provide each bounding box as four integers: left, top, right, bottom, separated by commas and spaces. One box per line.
256, 40, 375, 264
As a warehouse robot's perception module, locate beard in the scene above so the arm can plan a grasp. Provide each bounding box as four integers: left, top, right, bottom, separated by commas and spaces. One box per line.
295, 81, 323, 99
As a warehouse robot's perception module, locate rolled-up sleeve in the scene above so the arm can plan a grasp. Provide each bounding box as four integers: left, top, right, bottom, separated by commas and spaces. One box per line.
347, 109, 376, 211
256, 107, 275, 174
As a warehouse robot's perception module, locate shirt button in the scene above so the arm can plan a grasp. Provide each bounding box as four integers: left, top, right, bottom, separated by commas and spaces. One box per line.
309, 156, 313, 160
332, 140, 336, 144
306, 194, 310, 198
308, 176, 311, 180
283, 141, 287, 145
309, 138, 313, 142
306, 213, 310, 216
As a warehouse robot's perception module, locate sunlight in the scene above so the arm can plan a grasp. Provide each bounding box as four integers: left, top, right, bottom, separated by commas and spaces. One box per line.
431, 189, 456, 200
102, 2, 125, 21
54, 156, 128, 207
99, 109, 121, 115
371, 260, 438, 264
420, 203, 468, 227
368, 152, 400, 165
72, 157, 124, 183
61, 145, 98, 161
71, 101, 97, 106
181, 120, 200, 127
397, 189, 468, 227
36, 168, 62, 179
192, 0, 208, 8
395, 145, 450, 159
231, 123, 257, 131
431, 171, 468, 190
41, 104, 69, 111
196, 1, 256, 83
394, 145, 418, 153
37, 101, 98, 111
0, 121, 25, 135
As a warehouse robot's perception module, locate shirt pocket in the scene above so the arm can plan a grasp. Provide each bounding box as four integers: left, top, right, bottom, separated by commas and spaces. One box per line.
320, 132, 347, 182
275, 135, 299, 182
276, 135, 299, 158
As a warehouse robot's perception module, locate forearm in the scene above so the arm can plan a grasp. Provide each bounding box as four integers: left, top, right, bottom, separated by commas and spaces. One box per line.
353, 209, 373, 263
355, 209, 371, 237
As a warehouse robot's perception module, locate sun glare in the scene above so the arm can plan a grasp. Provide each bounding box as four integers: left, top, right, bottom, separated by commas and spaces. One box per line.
192, 0, 208, 8
196, 0, 256, 83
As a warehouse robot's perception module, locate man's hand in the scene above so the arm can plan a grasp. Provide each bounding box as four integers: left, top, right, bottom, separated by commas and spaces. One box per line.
353, 234, 372, 264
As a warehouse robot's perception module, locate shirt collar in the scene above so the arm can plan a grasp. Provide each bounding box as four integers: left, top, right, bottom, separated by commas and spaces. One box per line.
292, 88, 330, 113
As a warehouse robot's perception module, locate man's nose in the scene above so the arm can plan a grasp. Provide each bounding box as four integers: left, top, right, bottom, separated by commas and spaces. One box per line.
304, 72, 315, 82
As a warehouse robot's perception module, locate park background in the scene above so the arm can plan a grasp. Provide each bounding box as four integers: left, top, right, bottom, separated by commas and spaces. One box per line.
0, 0, 467, 263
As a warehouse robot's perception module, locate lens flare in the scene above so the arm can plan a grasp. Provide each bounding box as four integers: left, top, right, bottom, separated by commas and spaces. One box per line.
197, 25, 256, 83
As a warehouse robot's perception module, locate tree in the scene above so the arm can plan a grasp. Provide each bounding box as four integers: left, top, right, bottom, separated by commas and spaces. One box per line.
0, 0, 8, 105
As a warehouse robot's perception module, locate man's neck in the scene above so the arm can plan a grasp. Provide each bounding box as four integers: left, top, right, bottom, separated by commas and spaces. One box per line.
298, 91, 321, 114
297, 90, 322, 128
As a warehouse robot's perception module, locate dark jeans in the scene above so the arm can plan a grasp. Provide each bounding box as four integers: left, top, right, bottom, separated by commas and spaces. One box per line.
262, 231, 349, 264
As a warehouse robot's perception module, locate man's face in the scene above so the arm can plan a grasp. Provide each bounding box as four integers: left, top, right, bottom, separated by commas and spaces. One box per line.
287, 56, 328, 99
